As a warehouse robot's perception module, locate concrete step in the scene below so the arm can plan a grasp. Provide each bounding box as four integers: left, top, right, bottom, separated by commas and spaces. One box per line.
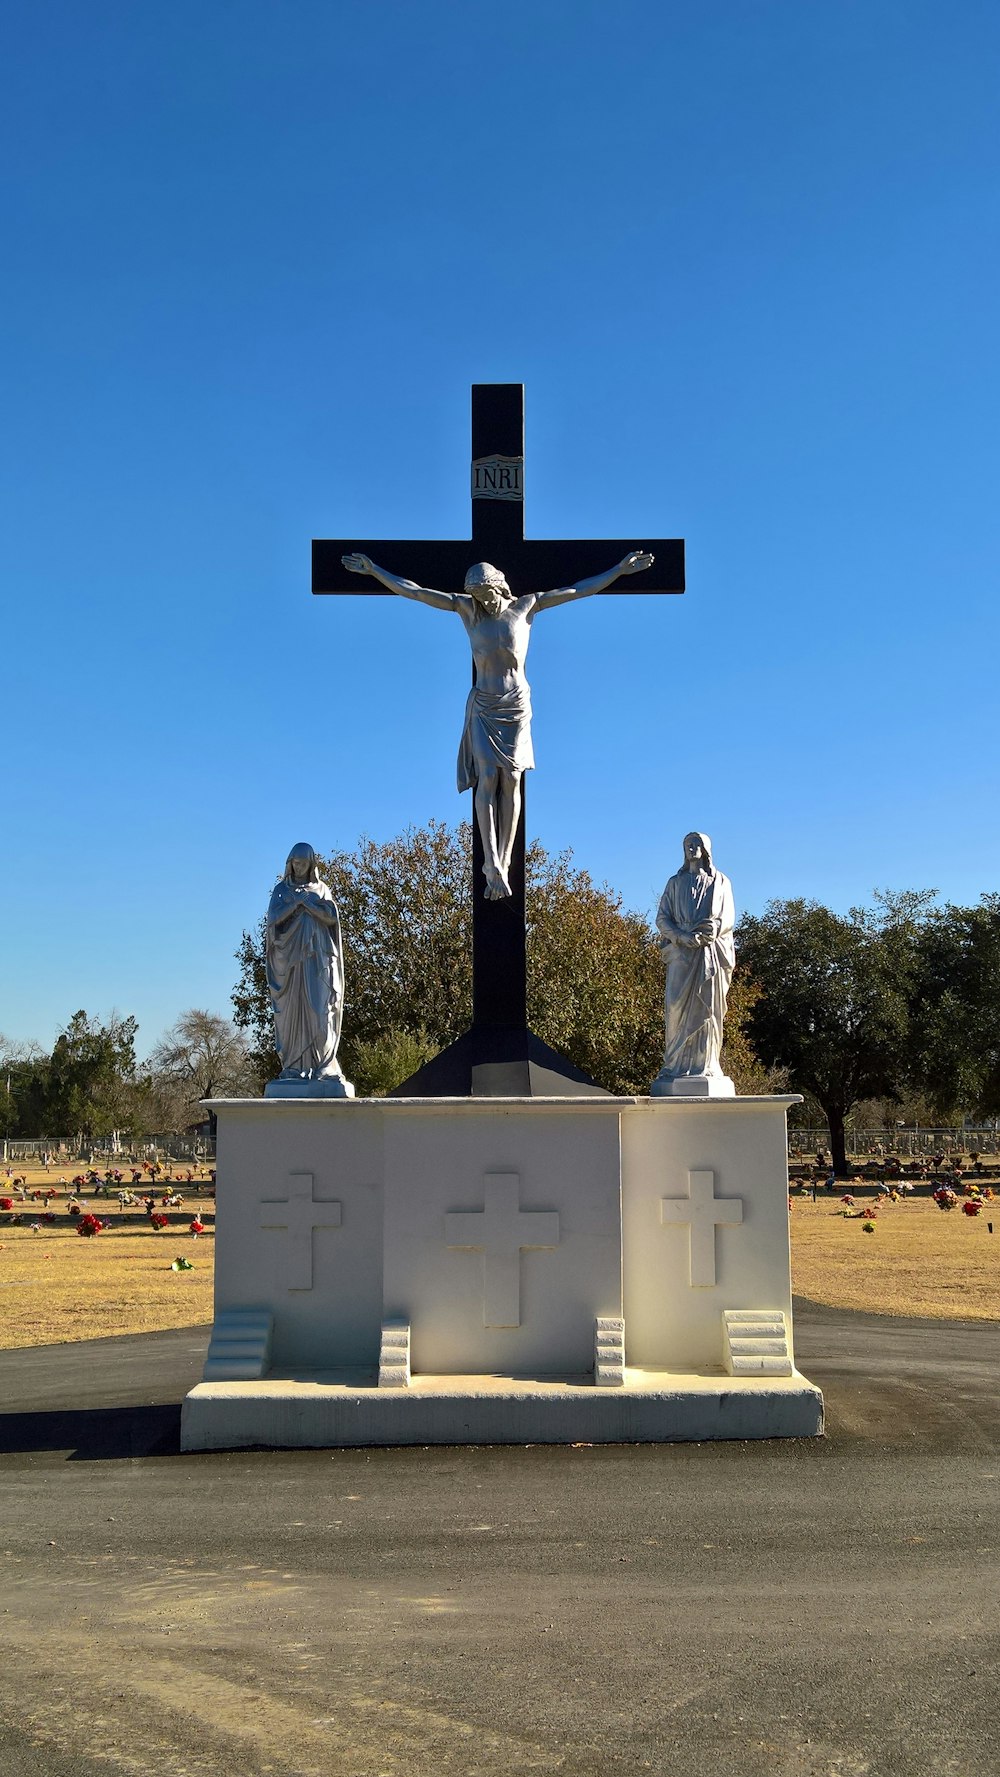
723, 1309, 792, 1378
594, 1315, 625, 1388
204, 1308, 273, 1381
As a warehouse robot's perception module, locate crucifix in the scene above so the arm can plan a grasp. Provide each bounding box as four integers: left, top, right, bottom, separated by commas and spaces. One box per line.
312, 383, 684, 1096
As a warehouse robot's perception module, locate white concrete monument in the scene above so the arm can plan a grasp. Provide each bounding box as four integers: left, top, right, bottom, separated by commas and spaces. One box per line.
182, 1090, 823, 1450
651, 832, 736, 1098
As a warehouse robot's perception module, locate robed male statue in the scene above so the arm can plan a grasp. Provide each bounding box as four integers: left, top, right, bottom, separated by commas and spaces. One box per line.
342, 550, 653, 900
651, 832, 736, 1098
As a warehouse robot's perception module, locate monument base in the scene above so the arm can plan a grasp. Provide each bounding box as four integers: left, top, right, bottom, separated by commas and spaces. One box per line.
650, 1071, 736, 1099
189, 1092, 822, 1450
181, 1367, 823, 1451
264, 1075, 355, 1100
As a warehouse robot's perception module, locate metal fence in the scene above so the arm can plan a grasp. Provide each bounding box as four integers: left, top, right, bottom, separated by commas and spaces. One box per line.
2, 1134, 214, 1163
788, 1127, 1000, 1158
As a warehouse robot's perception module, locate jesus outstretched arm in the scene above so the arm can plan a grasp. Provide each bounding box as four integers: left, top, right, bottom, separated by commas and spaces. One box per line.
342, 553, 458, 612
530, 550, 654, 612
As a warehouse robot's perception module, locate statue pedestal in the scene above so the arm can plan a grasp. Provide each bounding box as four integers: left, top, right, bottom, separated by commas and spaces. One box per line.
181, 1094, 822, 1451
264, 1076, 355, 1100
650, 1071, 736, 1099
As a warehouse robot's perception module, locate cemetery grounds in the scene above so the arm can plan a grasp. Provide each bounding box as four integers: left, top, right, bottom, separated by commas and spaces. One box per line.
0, 1161, 997, 1348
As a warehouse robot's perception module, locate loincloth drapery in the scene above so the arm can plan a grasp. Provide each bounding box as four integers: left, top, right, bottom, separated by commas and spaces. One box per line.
457, 683, 534, 792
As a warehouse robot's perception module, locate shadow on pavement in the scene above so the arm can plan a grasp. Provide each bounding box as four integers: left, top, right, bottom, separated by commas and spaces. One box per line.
0, 1404, 181, 1461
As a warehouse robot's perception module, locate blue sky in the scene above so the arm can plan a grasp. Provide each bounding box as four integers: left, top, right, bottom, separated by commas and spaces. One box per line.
2, 1, 998, 1055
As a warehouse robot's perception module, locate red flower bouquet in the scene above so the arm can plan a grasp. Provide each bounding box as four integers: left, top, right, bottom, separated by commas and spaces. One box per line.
76, 1214, 104, 1237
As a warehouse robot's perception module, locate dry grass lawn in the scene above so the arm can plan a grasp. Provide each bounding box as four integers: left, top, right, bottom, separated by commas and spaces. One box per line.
0, 1212, 215, 1348
790, 1196, 1000, 1320
2, 1165, 999, 1348
1, 1161, 214, 1347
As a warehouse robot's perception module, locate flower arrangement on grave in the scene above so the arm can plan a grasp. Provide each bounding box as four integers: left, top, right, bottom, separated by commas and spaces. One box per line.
150, 1212, 169, 1230
189, 1217, 205, 1237
76, 1214, 104, 1237
68, 1201, 81, 1216
840, 1194, 855, 1206
0, 1197, 12, 1212
933, 1187, 958, 1211
171, 1255, 194, 1271
862, 1221, 876, 1233
41, 1211, 55, 1225
962, 1199, 982, 1217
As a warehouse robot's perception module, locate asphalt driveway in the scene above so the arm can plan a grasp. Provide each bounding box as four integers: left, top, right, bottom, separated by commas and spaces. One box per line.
0, 1300, 996, 1777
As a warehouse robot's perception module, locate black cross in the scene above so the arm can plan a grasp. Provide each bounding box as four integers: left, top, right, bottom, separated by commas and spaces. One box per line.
312, 383, 684, 1096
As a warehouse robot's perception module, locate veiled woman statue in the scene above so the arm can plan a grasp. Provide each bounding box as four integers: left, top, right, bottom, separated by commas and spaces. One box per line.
651, 832, 736, 1098
264, 843, 354, 1098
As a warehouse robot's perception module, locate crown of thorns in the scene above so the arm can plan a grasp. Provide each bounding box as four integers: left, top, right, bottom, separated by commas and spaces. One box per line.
464, 562, 511, 595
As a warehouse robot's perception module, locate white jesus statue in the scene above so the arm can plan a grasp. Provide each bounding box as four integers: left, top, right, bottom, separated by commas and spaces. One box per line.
342, 550, 653, 899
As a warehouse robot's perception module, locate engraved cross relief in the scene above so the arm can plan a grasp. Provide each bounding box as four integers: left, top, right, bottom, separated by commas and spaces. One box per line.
661, 1169, 743, 1288
260, 1171, 342, 1291
445, 1172, 560, 1328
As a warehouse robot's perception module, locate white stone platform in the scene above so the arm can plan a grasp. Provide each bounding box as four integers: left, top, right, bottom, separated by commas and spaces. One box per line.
182, 1369, 822, 1450
181, 1094, 823, 1450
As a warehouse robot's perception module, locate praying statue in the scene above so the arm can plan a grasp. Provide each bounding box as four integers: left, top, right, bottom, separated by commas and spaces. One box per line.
342, 550, 654, 900
651, 832, 736, 1098
263, 843, 354, 1098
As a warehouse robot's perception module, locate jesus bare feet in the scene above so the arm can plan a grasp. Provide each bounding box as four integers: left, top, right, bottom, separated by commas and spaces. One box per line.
483, 862, 512, 901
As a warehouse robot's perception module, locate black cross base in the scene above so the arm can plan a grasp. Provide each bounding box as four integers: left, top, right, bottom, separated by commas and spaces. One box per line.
312, 384, 684, 1097
391, 1023, 606, 1098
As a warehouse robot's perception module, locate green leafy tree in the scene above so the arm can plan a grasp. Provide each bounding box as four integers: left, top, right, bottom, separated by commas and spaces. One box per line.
737, 897, 929, 1175
349, 1027, 440, 1098
909, 895, 1000, 1121
42, 1010, 142, 1141
234, 821, 772, 1098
